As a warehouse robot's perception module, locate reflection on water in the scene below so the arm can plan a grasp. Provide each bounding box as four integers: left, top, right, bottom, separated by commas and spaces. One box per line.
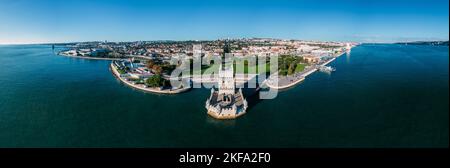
346, 50, 351, 63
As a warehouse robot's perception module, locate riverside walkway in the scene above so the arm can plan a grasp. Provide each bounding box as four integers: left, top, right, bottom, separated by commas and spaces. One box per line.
265, 54, 340, 90
110, 63, 190, 94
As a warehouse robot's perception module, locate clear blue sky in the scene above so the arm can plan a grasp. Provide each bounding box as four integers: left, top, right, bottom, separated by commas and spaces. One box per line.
0, 0, 448, 44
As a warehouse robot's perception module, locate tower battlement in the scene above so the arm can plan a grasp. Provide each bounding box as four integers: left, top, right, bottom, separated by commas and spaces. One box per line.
205, 42, 248, 119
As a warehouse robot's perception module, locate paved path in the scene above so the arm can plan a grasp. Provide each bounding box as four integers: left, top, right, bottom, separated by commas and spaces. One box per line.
110, 63, 190, 94
265, 54, 341, 90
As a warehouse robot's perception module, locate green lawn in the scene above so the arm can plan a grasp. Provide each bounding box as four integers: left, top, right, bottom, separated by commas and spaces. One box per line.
190, 61, 272, 75
191, 64, 219, 75
295, 63, 306, 73
117, 69, 126, 74
234, 59, 272, 74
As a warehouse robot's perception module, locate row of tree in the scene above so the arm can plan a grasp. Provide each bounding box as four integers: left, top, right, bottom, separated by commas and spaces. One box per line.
278, 55, 306, 76
144, 60, 178, 88
146, 60, 163, 75
146, 60, 177, 75
145, 74, 170, 88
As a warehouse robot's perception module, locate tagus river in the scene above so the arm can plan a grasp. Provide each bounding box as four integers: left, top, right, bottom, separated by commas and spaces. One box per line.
0, 44, 448, 147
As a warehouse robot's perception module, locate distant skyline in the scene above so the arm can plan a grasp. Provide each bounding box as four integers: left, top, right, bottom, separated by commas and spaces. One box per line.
0, 0, 448, 44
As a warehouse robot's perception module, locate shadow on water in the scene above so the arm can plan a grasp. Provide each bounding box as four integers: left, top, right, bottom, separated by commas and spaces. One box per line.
244, 88, 263, 112
240, 77, 266, 112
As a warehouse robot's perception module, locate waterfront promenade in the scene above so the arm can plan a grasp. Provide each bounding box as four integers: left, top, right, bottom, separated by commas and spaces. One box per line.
59, 45, 347, 93
265, 53, 341, 90
110, 63, 190, 94
58, 52, 122, 60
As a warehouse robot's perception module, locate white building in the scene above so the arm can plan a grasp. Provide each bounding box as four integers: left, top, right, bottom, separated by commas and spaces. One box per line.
205, 43, 248, 119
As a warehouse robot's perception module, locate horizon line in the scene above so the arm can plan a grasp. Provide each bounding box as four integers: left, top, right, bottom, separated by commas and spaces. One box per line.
1, 38, 449, 45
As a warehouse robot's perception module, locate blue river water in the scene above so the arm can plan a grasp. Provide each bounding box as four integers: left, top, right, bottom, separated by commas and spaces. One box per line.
0, 44, 448, 147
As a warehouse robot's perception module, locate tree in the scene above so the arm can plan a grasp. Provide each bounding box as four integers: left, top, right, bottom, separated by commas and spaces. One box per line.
162, 64, 176, 74
152, 65, 163, 75
298, 56, 304, 63
287, 63, 295, 75
146, 60, 155, 69
146, 75, 164, 87
279, 70, 288, 76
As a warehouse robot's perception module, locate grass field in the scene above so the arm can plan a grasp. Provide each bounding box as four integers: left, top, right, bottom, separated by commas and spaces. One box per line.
190, 60, 273, 75
234, 60, 271, 74
295, 63, 306, 73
